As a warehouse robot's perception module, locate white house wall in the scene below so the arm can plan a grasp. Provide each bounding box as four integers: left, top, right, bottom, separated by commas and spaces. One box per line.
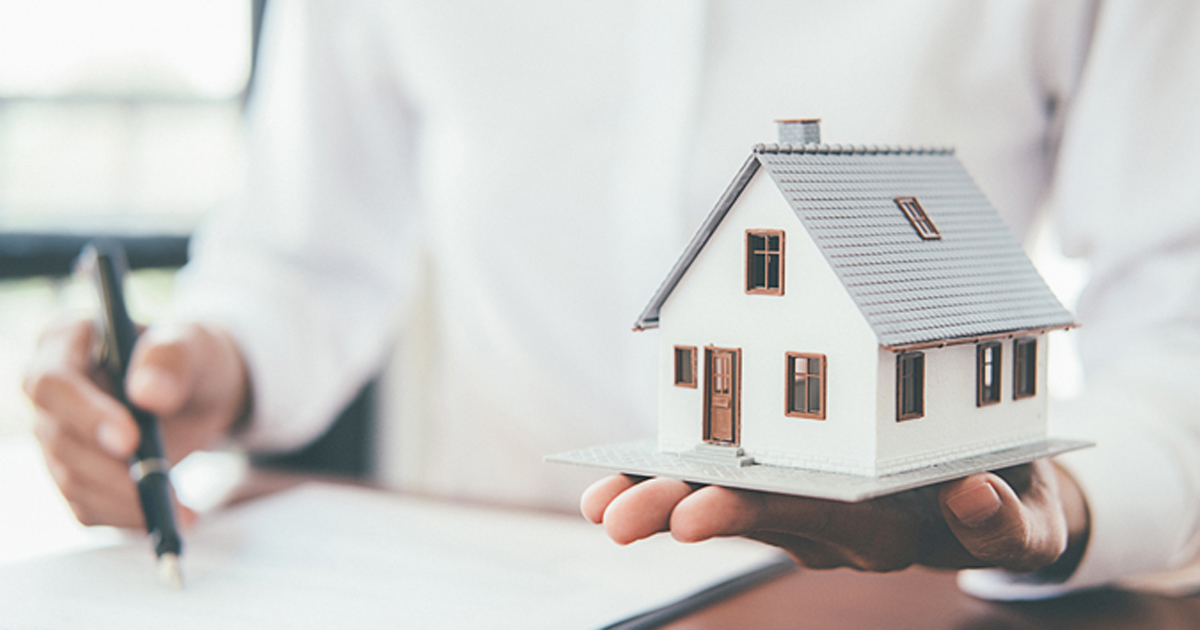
655, 169, 882, 475
873, 335, 1050, 474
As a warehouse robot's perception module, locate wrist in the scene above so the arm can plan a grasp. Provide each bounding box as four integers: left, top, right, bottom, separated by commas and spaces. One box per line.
1037, 461, 1091, 581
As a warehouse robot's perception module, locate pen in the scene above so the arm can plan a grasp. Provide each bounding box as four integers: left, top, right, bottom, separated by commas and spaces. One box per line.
77, 241, 184, 589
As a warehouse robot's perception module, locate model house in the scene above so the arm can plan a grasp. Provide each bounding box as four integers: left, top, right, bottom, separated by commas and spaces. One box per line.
633, 120, 1077, 477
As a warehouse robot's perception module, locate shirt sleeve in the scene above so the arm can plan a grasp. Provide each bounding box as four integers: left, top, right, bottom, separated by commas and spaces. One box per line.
166, 0, 422, 452
960, 0, 1200, 599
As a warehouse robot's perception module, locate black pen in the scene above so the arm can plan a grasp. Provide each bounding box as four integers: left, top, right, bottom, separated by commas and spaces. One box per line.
77, 241, 184, 588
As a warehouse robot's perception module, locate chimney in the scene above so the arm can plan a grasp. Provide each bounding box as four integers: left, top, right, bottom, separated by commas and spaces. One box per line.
776, 118, 820, 145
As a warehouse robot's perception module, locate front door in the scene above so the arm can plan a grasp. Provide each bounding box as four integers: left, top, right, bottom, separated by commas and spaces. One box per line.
704, 347, 741, 445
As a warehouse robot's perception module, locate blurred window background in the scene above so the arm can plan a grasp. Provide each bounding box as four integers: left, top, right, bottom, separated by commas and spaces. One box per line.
0, 0, 262, 437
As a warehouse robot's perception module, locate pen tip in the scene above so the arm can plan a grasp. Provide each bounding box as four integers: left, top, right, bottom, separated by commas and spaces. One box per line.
158, 552, 184, 590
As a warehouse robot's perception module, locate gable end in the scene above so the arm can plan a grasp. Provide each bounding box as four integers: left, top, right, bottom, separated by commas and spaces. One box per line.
634, 154, 761, 330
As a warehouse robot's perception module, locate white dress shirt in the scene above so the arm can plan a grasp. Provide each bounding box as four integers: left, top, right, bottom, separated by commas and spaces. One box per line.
170, 0, 1200, 597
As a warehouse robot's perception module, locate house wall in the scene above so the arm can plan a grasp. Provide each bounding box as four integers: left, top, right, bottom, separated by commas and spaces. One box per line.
873, 335, 1050, 474
655, 169, 883, 475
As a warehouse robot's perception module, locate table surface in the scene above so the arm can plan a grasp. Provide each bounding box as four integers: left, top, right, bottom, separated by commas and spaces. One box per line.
6, 435, 1200, 630
664, 564, 1200, 630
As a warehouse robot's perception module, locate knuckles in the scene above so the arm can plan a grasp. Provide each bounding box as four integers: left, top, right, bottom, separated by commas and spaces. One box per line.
65, 501, 97, 527
66, 500, 109, 528
35, 428, 82, 499
32, 416, 68, 461
39, 450, 89, 513
22, 369, 72, 409
55, 469, 85, 504
971, 518, 1060, 572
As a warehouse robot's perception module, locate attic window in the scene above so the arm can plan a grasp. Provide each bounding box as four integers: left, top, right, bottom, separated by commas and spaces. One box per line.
894, 196, 941, 240
746, 230, 784, 295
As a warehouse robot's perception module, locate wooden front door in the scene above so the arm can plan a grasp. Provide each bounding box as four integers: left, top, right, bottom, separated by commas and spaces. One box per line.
704, 347, 741, 445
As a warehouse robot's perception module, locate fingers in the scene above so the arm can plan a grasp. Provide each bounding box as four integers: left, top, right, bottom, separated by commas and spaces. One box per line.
24, 319, 143, 527
25, 319, 242, 530
23, 321, 139, 459
580, 474, 639, 524
667, 485, 762, 542
127, 326, 196, 417
601, 478, 696, 545
588, 475, 861, 549
584, 461, 1073, 576
669, 485, 858, 545
128, 323, 251, 460
27, 367, 140, 458
939, 460, 1067, 573
34, 416, 143, 528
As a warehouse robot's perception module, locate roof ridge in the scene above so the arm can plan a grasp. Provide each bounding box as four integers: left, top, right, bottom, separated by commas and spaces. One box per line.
753, 142, 955, 156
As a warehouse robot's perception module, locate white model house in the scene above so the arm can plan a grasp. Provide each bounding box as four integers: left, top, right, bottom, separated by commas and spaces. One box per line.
633, 120, 1076, 477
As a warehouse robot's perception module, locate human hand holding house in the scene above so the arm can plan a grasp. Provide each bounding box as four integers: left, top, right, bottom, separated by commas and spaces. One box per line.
582, 458, 1090, 575
555, 120, 1093, 576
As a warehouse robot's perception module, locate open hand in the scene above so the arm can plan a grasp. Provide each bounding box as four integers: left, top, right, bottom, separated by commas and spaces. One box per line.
23, 320, 250, 528
582, 459, 1089, 575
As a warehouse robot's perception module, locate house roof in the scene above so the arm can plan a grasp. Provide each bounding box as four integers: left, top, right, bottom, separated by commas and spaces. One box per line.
634, 143, 1076, 350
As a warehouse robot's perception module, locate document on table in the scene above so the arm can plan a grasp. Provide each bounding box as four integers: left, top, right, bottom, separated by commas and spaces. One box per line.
0, 482, 782, 629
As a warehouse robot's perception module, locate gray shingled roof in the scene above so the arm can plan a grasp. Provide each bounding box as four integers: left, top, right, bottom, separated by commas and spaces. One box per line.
635, 144, 1076, 349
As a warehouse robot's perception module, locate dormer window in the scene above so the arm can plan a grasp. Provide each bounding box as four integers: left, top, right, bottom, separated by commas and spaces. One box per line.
746, 229, 784, 295
894, 196, 941, 240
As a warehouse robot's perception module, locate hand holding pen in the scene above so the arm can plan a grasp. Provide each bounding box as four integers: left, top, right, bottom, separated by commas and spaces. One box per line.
78, 241, 186, 587
22, 241, 251, 585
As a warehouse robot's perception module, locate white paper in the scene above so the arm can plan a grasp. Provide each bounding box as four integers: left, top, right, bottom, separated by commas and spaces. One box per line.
0, 482, 781, 629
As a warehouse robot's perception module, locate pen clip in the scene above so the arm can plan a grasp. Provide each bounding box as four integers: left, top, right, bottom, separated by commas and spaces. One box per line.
74, 241, 133, 383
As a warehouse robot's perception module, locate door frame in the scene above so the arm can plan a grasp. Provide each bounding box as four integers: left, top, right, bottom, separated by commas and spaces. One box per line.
703, 345, 742, 445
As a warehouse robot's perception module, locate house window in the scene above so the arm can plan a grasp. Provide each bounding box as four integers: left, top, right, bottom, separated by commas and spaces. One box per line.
1013, 337, 1037, 399
894, 196, 941, 240
786, 352, 826, 419
746, 229, 784, 295
896, 351, 924, 421
976, 341, 1002, 406
674, 346, 697, 388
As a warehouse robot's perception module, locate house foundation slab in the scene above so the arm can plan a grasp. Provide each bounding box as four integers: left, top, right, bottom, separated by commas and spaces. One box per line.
547, 438, 1091, 502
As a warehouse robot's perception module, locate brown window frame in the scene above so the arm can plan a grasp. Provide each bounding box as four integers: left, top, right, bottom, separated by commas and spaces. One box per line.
896, 351, 925, 421
745, 229, 785, 295
785, 352, 826, 420
894, 196, 941, 240
1013, 337, 1037, 399
976, 341, 1002, 407
674, 345, 697, 388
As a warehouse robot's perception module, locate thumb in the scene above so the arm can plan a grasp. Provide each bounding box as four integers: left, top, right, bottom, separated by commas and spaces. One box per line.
939, 472, 1066, 573
126, 329, 194, 416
